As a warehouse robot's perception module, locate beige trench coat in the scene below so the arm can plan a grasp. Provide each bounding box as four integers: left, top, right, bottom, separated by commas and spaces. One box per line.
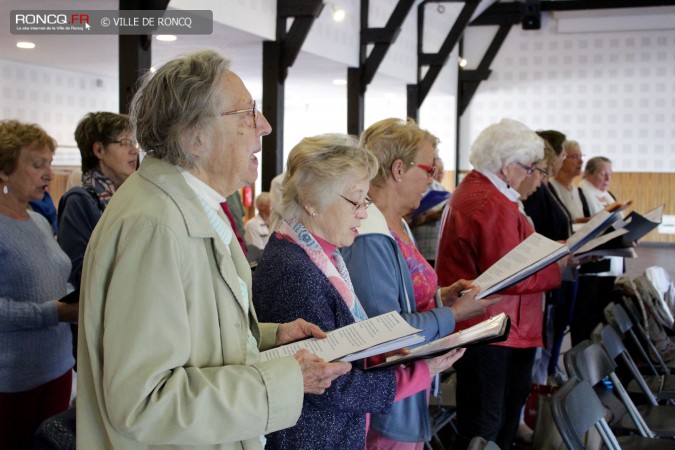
76, 156, 303, 449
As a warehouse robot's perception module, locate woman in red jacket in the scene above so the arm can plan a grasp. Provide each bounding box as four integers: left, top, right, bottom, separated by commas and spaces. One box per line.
436, 118, 566, 450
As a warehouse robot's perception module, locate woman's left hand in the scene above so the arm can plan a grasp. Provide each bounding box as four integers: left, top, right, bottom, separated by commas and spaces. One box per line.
425, 348, 466, 377
439, 279, 475, 306
276, 319, 328, 346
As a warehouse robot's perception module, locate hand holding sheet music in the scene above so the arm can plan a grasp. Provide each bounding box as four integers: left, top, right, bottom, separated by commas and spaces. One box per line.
368, 313, 510, 369
258, 311, 424, 363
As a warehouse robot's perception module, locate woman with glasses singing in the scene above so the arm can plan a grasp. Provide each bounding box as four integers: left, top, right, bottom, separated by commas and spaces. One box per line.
58, 112, 137, 294
342, 118, 497, 449
253, 134, 465, 450
436, 119, 567, 450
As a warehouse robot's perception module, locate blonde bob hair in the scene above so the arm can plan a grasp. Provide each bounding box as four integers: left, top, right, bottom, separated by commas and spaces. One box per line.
279, 134, 378, 221
469, 118, 544, 173
360, 118, 439, 187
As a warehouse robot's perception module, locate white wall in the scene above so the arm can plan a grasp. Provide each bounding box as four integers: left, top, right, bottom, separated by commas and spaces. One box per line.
0, 59, 118, 165
460, 12, 675, 173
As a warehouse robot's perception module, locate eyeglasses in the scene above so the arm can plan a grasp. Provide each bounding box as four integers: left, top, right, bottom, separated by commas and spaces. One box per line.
108, 139, 138, 148
534, 167, 549, 179
516, 162, 536, 176
339, 194, 372, 213
411, 162, 436, 177
220, 100, 257, 129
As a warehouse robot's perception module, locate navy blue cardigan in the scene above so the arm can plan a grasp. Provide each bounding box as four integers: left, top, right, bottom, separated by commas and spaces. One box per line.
253, 234, 397, 450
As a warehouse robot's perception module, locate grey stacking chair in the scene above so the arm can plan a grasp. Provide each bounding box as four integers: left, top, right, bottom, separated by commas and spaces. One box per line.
551, 377, 675, 450
564, 340, 675, 438
605, 302, 674, 375
592, 323, 675, 403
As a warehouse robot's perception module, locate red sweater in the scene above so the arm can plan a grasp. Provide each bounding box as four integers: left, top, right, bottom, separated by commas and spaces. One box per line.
436, 170, 561, 348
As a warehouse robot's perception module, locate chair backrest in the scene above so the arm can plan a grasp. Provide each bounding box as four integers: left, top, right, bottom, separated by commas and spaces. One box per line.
591, 323, 659, 406
604, 302, 633, 334
591, 323, 623, 360
551, 378, 621, 450
564, 340, 655, 438
564, 340, 616, 386
466, 436, 500, 450
604, 302, 663, 375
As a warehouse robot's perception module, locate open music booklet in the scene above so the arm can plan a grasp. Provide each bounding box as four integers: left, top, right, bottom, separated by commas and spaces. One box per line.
471, 208, 634, 300
258, 311, 425, 363
368, 313, 511, 369
572, 204, 663, 258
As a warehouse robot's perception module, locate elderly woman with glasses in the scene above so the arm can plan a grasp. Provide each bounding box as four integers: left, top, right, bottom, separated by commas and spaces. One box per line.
253, 134, 465, 450
436, 118, 566, 450
341, 118, 497, 449
76, 51, 351, 450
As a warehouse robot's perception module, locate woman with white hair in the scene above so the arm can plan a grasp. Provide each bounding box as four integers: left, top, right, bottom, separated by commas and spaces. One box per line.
436, 118, 566, 450
253, 134, 465, 450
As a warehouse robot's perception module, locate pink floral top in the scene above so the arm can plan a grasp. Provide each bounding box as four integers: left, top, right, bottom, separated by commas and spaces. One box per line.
391, 229, 437, 313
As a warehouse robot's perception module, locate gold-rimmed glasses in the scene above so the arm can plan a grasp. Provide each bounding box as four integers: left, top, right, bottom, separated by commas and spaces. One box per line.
220, 100, 257, 129
339, 194, 373, 214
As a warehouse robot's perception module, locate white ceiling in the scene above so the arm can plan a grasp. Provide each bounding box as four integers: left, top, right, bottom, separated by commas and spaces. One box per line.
0, 0, 408, 102
4, 1, 673, 104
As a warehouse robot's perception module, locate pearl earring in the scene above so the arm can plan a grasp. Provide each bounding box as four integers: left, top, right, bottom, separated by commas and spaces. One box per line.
311, 211, 317, 217
2, 185, 7, 195
397, 178, 402, 183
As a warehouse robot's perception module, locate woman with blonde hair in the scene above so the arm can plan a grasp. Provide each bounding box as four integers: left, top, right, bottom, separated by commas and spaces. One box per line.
343, 118, 497, 449
253, 133, 465, 450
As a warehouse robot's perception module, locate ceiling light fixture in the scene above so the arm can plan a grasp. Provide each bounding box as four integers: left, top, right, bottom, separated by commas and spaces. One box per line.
332, 5, 346, 22
458, 57, 468, 68
16, 41, 36, 49
156, 35, 177, 42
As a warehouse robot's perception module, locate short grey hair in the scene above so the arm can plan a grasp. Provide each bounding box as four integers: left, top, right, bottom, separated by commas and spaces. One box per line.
130, 50, 230, 169
562, 140, 579, 154
280, 134, 378, 221
469, 118, 544, 173
585, 156, 612, 175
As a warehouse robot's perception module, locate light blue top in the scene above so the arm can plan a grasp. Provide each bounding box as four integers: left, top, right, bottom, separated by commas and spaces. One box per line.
342, 204, 456, 442
0, 210, 74, 392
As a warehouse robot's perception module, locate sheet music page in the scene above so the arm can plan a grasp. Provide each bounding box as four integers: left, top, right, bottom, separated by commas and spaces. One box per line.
402, 313, 506, 356
643, 204, 664, 223
473, 233, 566, 296
566, 210, 615, 251
370, 313, 510, 368
574, 227, 629, 254
258, 311, 421, 363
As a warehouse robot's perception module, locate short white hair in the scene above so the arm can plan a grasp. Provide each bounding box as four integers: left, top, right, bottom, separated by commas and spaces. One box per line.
469, 118, 544, 173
